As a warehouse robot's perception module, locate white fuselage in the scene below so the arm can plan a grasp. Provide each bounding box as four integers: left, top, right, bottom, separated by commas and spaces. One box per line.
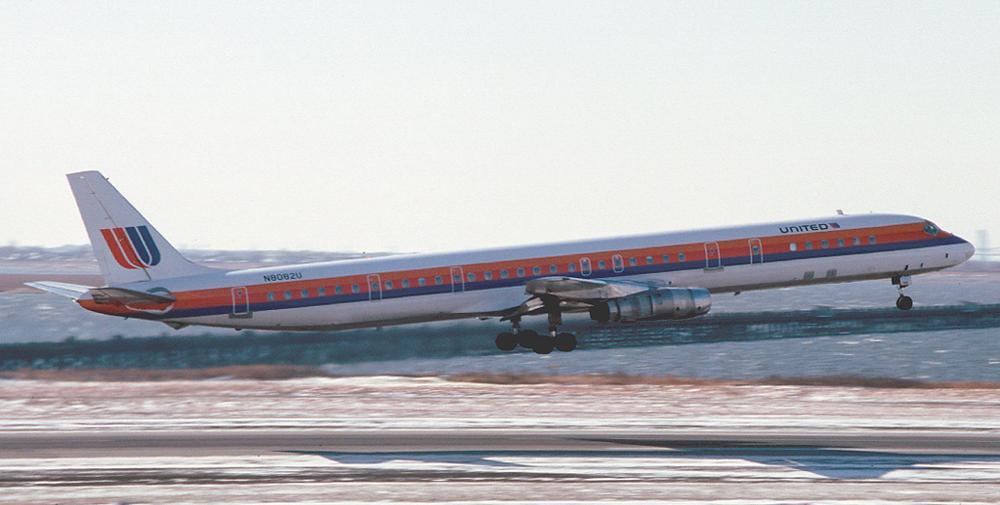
82, 213, 974, 332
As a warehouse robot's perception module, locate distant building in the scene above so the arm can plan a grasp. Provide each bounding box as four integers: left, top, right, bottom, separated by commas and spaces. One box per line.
976, 230, 991, 261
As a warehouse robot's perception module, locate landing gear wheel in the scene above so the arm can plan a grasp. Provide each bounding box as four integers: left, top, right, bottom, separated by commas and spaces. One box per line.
554, 333, 577, 352
517, 329, 539, 348
533, 337, 555, 355
896, 295, 913, 311
495, 332, 517, 351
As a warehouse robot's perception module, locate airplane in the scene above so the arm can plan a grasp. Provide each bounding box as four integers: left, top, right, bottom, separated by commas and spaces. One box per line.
28, 171, 976, 354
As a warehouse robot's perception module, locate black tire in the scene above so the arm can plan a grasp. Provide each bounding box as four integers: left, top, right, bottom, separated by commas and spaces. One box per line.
495, 332, 517, 351
896, 295, 914, 310
533, 337, 554, 354
554, 332, 577, 352
517, 329, 539, 348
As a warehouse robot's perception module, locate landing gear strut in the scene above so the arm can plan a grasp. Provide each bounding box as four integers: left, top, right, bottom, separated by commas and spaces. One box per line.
892, 274, 913, 311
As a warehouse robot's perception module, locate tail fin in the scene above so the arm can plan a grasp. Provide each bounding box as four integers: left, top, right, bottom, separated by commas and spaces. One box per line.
67, 171, 215, 285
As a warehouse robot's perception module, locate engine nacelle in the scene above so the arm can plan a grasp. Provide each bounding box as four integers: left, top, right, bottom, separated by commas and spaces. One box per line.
590, 287, 711, 323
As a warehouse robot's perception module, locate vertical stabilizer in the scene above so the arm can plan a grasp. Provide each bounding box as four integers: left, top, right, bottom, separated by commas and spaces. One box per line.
67, 171, 215, 285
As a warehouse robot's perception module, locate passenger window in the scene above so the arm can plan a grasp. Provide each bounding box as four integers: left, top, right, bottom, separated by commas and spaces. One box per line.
598, 260, 607, 270
418, 277, 426, 287
662, 254, 670, 263
532, 266, 541, 275
335, 286, 343, 294
568, 263, 577, 273
517, 267, 525, 277
678, 252, 686, 262
500, 269, 509, 279
452, 273, 461, 283
317, 287, 326, 296
853, 237, 861, 246
434, 275, 443, 285
629, 257, 637, 266
805, 241, 813, 250
646, 256, 654, 265
401, 279, 410, 288
484, 271, 493, 280
266, 292, 275, 301
837, 238, 845, 248
384, 280, 393, 290
301, 289, 310, 297
549, 264, 558, 273
467, 272, 476, 282
869, 235, 877, 245
821, 240, 829, 249
370, 281, 378, 291
351, 284, 360, 294
284, 291, 293, 300
790, 243, 797, 251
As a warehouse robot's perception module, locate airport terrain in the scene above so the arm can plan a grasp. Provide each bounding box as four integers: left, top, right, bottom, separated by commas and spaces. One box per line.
2, 376, 999, 503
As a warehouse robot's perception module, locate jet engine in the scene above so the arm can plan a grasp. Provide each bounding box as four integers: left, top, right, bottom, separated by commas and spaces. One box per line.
589, 287, 711, 323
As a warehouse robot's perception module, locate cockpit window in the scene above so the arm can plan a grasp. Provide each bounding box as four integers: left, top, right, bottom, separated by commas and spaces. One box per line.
923, 221, 940, 236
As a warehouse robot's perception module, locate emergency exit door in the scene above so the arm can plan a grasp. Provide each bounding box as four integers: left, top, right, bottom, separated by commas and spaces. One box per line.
704, 242, 723, 270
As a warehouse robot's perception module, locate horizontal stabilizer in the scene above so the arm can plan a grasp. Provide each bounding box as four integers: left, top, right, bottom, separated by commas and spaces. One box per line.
24, 281, 93, 299
88, 287, 176, 305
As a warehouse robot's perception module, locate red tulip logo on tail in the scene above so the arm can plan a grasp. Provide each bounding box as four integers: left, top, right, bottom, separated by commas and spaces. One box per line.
100, 226, 161, 269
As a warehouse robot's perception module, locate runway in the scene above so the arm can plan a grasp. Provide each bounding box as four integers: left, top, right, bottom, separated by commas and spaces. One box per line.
4, 429, 1000, 504
2, 377, 999, 503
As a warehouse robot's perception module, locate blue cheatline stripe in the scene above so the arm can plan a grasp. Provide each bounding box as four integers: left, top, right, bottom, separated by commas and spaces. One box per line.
137, 225, 161, 266
125, 227, 151, 266
142, 235, 965, 320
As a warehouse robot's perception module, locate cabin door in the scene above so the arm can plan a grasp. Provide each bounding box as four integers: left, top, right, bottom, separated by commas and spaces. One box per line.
749, 238, 764, 264
704, 242, 723, 270
450, 266, 465, 292
230, 286, 251, 318
367, 274, 382, 301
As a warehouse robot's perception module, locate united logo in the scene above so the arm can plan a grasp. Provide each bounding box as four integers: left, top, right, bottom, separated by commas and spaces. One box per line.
100, 225, 161, 269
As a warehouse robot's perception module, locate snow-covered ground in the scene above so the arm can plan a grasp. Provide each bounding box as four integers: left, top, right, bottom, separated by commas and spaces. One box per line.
2, 377, 999, 504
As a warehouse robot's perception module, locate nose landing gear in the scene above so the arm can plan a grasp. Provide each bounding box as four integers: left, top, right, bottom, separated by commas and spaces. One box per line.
892, 274, 913, 311
896, 295, 914, 310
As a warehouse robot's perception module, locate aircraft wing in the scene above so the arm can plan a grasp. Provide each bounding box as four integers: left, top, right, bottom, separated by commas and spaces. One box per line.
524, 276, 653, 301
24, 281, 93, 300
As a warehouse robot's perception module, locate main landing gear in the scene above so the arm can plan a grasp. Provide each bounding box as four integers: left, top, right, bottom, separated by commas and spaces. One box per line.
494, 312, 578, 354
892, 274, 914, 311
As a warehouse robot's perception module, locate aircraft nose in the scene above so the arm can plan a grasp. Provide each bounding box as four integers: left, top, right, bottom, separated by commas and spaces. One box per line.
960, 236, 976, 260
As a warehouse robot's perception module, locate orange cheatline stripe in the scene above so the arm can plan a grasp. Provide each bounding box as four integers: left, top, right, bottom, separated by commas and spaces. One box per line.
146, 222, 945, 310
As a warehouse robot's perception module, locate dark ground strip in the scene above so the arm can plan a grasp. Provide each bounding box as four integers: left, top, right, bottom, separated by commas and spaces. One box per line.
2, 303, 999, 370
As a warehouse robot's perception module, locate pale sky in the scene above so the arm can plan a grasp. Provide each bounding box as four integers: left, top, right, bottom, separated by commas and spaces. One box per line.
2, 1, 998, 253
